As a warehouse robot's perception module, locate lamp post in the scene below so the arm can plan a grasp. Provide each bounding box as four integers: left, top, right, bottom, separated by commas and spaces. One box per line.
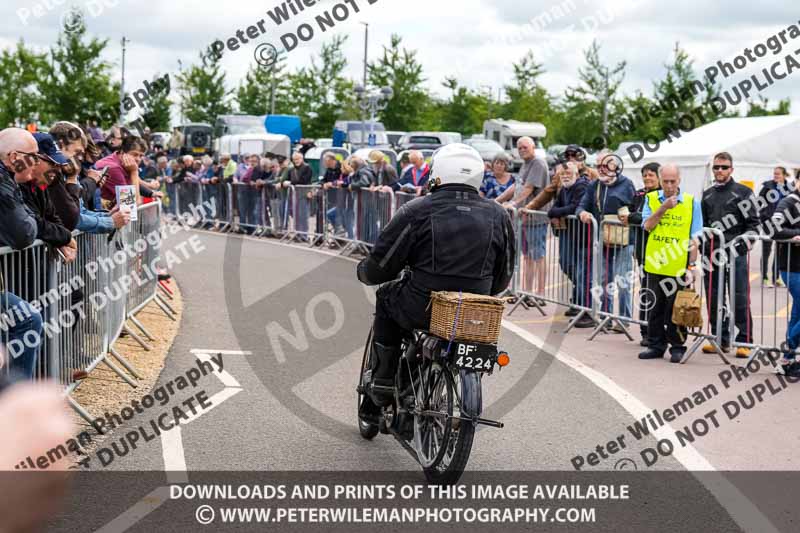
119, 36, 129, 123
354, 85, 393, 149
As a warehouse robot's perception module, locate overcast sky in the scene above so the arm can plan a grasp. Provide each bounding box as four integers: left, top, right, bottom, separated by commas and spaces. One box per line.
2, 0, 799, 122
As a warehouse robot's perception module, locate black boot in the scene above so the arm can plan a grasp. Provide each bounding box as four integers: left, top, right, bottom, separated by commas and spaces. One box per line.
638, 348, 664, 360
368, 342, 402, 407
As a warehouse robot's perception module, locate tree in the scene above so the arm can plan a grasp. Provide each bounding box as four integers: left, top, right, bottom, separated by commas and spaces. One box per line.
236, 55, 290, 115
38, 12, 119, 127
367, 34, 431, 131
284, 36, 355, 139
562, 40, 626, 148
502, 51, 552, 121
176, 43, 232, 125
437, 78, 492, 135
139, 73, 172, 131
0, 40, 48, 127
745, 96, 791, 117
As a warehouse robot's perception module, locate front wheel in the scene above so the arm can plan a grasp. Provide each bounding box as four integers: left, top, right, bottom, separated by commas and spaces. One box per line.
414, 364, 482, 484
357, 328, 379, 440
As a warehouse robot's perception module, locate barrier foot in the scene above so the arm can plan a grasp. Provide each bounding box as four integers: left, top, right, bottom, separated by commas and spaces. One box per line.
158, 281, 174, 300
565, 309, 589, 333
587, 316, 612, 341
506, 296, 529, 317
122, 324, 152, 352
155, 294, 178, 320
681, 336, 706, 364
523, 295, 547, 317
66, 395, 101, 431
129, 315, 156, 341
340, 241, 356, 257
744, 347, 778, 371
104, 350, 140, 385
612, 318, 635, 341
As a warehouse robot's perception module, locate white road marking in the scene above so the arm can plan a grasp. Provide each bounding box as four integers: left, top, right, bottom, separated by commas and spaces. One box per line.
93, 486, 172, 533
98, 349, 244, 532
503, 320, 781, 533
161, 427, 188, 483
193, 350, 242, 388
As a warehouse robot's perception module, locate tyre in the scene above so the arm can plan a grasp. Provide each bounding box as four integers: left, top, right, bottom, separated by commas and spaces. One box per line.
421, 368, 481, 485
357, 328, 379, 440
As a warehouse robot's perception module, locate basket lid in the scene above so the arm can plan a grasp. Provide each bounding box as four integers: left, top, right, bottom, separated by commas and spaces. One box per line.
431, 291, 505, 307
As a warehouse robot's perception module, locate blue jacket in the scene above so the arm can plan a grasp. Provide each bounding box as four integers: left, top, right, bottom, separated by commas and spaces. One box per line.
548, 177, 590, 219
76, 199, 115, 234
392, 164, 430, 192
576, 175, 635, 220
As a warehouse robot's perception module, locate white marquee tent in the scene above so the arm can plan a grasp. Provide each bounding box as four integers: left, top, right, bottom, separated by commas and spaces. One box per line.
621, 115, 800, 197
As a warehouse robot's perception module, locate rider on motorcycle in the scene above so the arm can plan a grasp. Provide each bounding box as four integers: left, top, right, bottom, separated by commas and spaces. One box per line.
356, 143, 516, 420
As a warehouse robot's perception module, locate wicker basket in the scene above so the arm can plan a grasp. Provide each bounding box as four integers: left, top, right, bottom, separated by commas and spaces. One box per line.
429, 291, 505, 344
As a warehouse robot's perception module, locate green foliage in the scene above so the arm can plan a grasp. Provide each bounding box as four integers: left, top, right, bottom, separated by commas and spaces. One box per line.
38, 19, 120, 127
176, 43, 232, 125
283, 35, 355, 138
745, 96, 791, 117
236, 55, 291, 115
139, 74, 172, 131
0, 40, 48, 127
368, 34, 431, 131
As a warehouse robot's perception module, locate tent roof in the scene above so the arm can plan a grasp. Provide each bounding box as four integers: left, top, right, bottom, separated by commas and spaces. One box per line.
623, 115, 800, 168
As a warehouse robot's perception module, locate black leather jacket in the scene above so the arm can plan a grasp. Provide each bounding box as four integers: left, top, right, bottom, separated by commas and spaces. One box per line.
357, 183, 515, 331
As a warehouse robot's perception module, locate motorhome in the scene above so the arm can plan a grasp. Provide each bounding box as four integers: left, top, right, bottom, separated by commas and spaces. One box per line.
483, 119, 547, 170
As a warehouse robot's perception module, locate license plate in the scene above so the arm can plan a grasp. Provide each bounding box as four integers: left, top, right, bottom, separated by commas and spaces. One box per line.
453, 342, 497, 372
192, 147, 206, 153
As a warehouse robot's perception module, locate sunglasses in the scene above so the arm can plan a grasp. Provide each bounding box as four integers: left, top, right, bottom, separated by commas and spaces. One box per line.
17, 150, 56, 165
713, 165, 731, 171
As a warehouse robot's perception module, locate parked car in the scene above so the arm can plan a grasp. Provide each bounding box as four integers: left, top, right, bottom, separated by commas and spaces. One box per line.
463, 138, 506, 162
333, 120, 390, 149
386, 131, 406, 150
176, 123, 213, 156
149, 131, 171, 150
398, 132, 453, 151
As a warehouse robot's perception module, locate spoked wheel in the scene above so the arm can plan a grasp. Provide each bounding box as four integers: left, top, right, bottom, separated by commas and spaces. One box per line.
357, 328, 379, 440
413, 362, 452, 469
414, 363, 481, 485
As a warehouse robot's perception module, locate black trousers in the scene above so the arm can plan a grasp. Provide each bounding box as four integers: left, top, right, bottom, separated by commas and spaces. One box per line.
372, 278, 431, 347
639, 270, 653, 337
646, 273, 688, 353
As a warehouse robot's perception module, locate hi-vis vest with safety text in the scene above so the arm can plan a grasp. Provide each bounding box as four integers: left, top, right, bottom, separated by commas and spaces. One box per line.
644, 191, 694, 277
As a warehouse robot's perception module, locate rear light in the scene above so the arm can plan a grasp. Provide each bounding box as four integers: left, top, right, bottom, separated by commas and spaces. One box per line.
497, 352, 510, 367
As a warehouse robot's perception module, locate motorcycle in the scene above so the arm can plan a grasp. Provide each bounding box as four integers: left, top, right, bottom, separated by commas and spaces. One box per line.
357, 325, 510, 484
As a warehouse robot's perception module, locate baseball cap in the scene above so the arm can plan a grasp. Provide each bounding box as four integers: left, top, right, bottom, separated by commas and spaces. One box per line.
33, 133, 70, 165
367, 150, 385, 164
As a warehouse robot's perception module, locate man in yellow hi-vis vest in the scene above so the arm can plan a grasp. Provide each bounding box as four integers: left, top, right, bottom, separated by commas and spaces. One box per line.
639, 164, 704, 363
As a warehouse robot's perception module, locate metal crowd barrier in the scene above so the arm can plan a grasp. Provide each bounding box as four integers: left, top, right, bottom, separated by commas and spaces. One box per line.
322, 186, 355, 244
264, 184, 293, 238
395, 191, 417, 211
348, 188, 394, 254
200, 182, 233, 232
175, 181, 203, 222
232, 181, 263, 232
509, 210, 599, 329
725, 233, 790, 369
289, 185, 325, 246
0, 202, 167, 425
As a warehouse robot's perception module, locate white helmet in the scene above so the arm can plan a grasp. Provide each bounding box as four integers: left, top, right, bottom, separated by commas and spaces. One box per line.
428, 143, 485, 190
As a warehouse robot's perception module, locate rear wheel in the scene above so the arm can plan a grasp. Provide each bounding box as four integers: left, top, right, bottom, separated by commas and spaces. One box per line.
357, 328, 379, 440
414, 363, 482, 484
